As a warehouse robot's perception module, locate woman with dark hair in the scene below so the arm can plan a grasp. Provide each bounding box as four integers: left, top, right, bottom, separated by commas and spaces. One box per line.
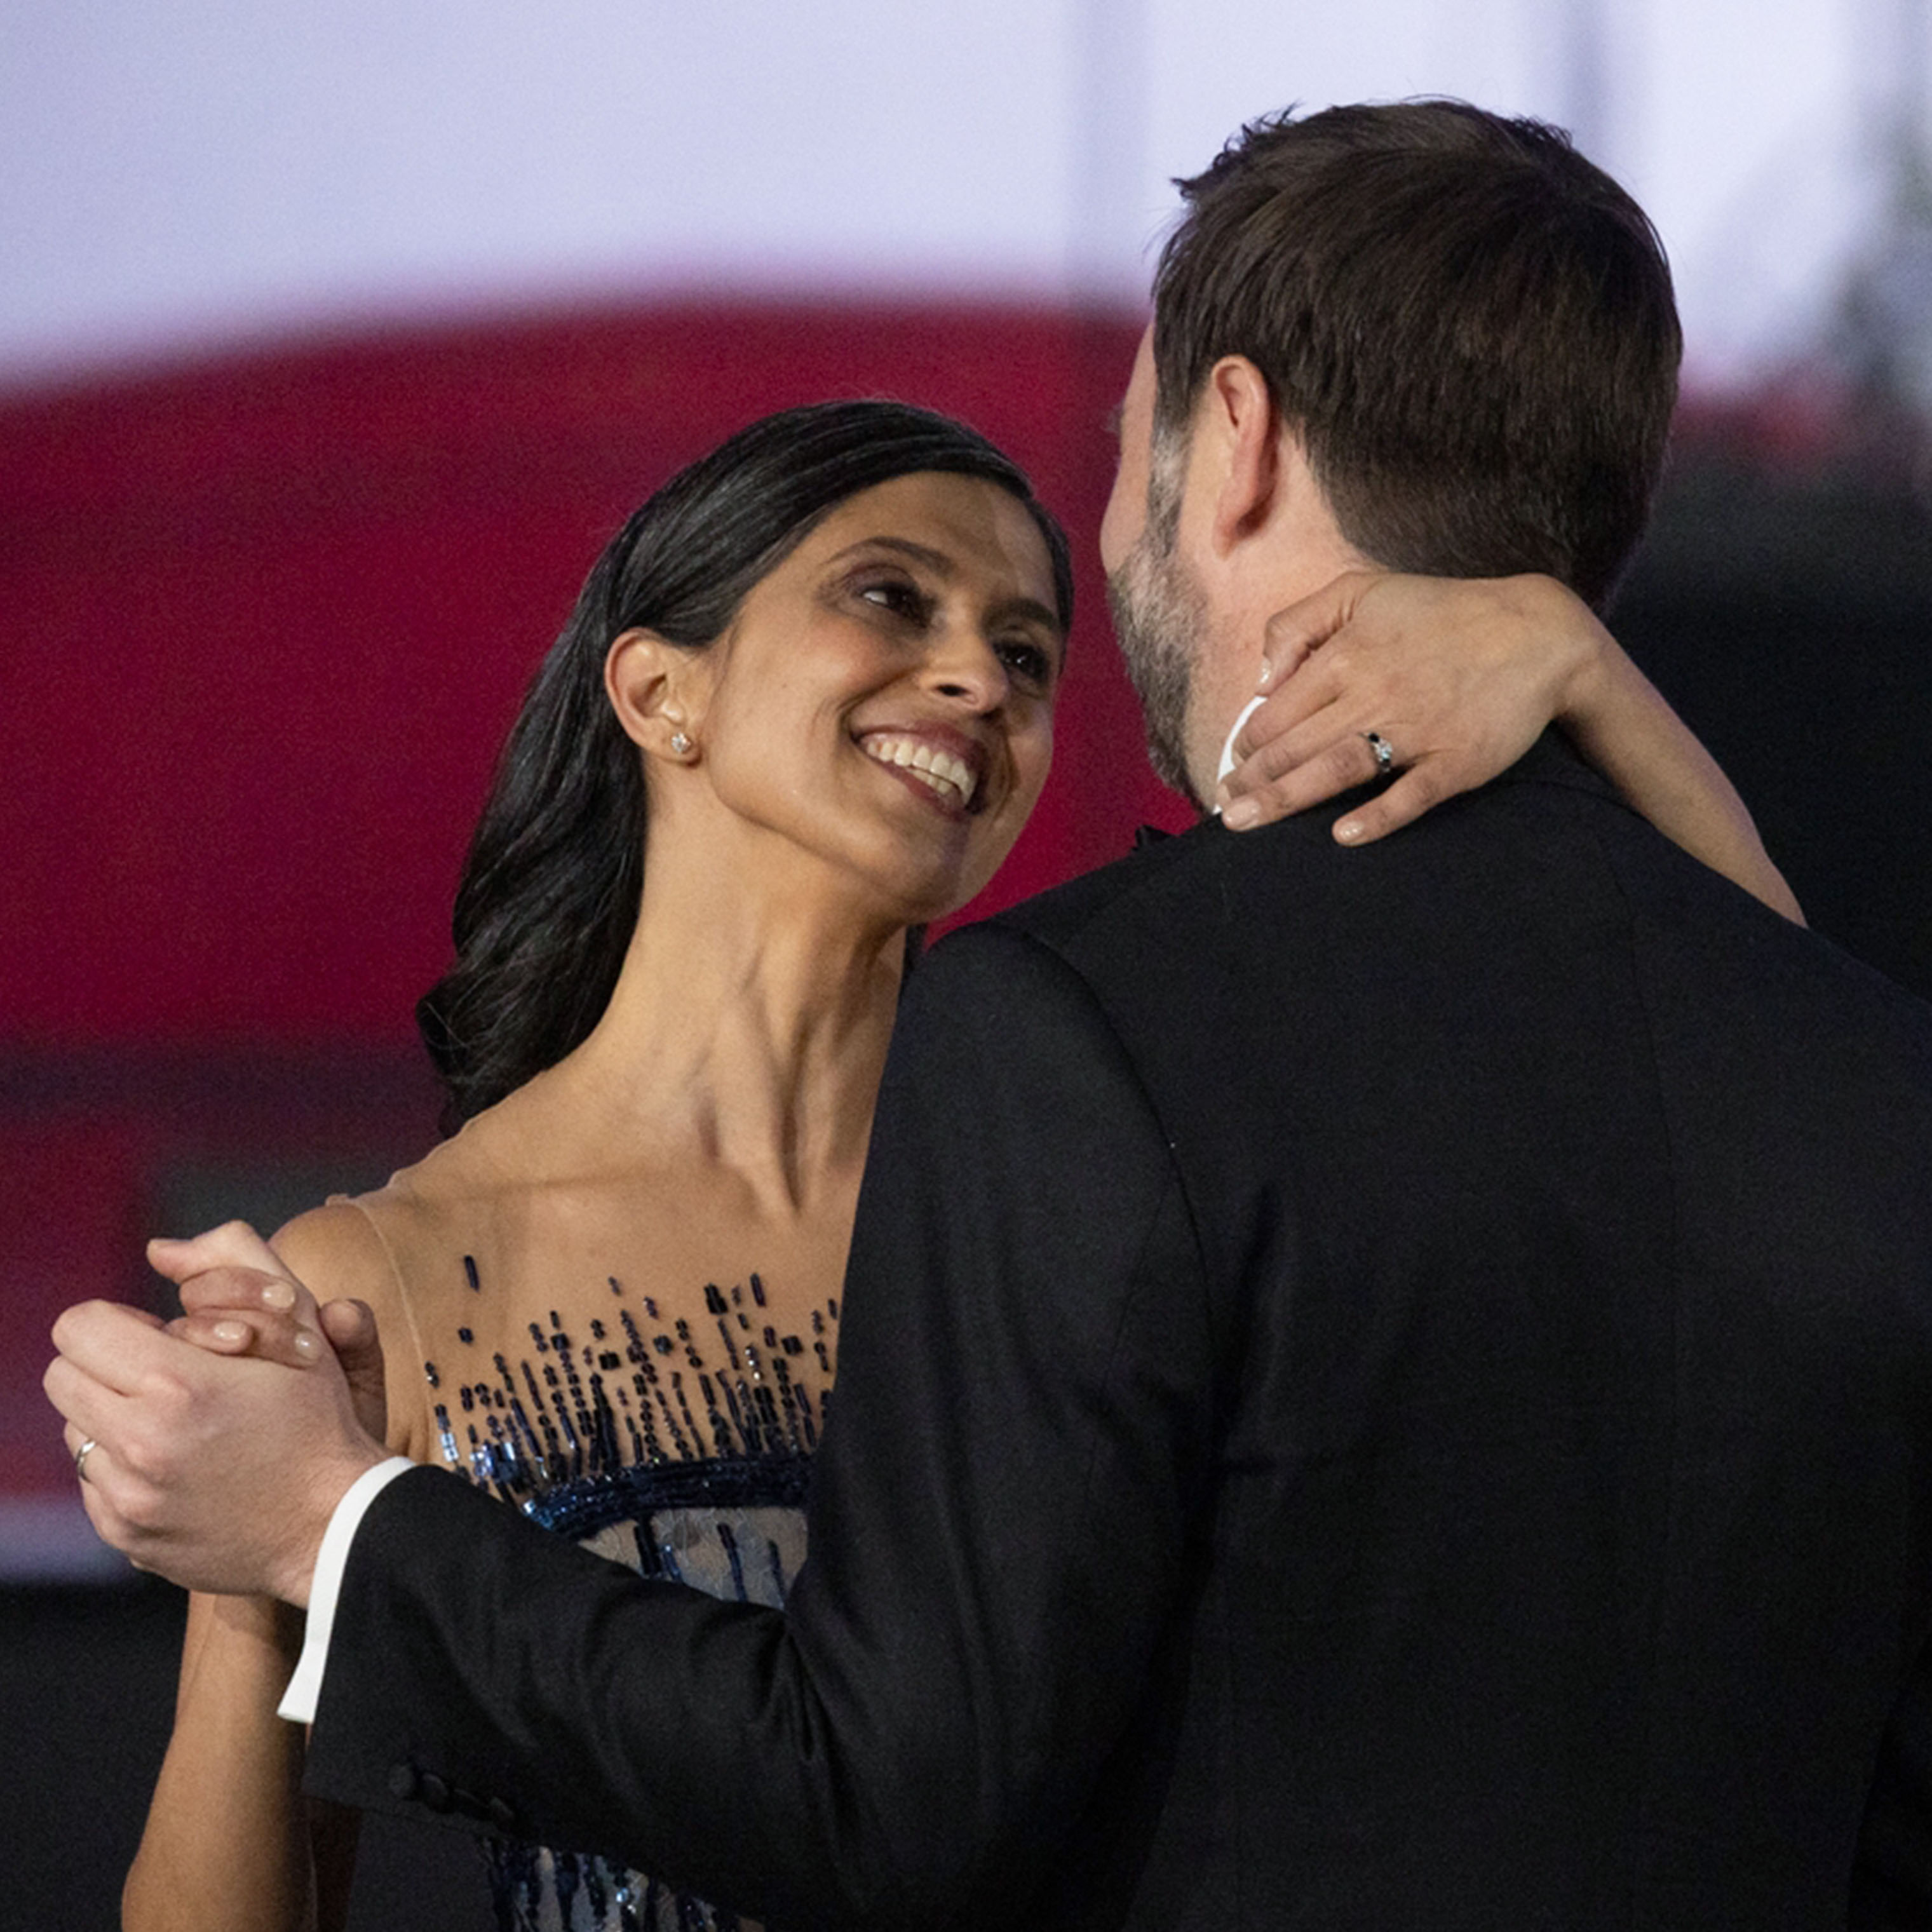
413, 399, 1074, 1130
122, 398, 1792, 1932
130, 398, 1076, 1932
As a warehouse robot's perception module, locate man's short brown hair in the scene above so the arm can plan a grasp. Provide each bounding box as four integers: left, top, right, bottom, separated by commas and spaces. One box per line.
1152, 100, 1682, 609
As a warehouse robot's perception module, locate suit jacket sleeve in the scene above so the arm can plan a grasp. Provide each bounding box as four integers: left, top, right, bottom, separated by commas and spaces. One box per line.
302, 923, 1219, 1929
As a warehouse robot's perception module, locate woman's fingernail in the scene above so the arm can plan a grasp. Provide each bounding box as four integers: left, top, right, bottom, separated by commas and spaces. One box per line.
1223, 797, 1260, 830
260, 1280, 296, 1313
1335, 817, 1364, 844
292, 1329, 320, 1361
212, 1319, 249, 1346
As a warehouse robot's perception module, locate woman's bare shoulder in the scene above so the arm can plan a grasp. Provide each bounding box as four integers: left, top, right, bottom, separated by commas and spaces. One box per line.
268, 1197, 400, 1299
292, 1128, 475, 1264
271, 1137, 483, 1306
271, 1161, 485, 1460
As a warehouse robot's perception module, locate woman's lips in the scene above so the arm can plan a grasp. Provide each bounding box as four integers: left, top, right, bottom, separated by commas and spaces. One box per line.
857, 728, 985, 814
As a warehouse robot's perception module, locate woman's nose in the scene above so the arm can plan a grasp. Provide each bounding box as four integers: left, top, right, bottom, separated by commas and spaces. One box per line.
922, 630, 1008, 708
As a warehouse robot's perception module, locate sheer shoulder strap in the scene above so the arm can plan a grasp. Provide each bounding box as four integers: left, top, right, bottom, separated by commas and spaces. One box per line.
271, 1197, 432, 1461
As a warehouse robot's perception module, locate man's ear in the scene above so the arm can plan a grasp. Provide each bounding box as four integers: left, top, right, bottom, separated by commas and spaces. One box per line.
1200, 356, 1285, 557
605, 628, 706, 762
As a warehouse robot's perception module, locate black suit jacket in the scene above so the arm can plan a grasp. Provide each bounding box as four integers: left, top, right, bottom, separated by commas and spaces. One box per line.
307, 738, 1932, 1928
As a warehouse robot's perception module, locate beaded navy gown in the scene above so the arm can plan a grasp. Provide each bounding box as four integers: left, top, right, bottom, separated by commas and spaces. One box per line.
404, 1246, 834, 1932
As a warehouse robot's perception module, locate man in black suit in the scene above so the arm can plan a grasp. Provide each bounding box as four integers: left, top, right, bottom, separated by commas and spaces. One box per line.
50, 103, 1932, 1925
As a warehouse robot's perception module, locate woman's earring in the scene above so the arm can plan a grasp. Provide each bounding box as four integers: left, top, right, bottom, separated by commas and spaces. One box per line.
670, 731, 693, 759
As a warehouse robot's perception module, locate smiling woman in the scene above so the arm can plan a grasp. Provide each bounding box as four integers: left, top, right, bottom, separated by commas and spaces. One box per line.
120, 399, 1077, 1932
662, 472, 1065, 930
418, 403, 1073, 1129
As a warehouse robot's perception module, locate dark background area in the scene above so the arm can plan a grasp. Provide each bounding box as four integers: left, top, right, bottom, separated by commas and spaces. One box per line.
1617, 444, 1932, 999
1, 1579, 494, 1929
3, 306, 1927, 1929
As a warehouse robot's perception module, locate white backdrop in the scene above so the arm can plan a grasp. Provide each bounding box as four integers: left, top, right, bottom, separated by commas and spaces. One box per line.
0, 1, 1917, 393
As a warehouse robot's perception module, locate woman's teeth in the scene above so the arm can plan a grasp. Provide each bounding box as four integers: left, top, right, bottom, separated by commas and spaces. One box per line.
860, 734, 978, 808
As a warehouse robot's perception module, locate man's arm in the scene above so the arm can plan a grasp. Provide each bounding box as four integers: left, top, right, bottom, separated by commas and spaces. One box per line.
301, 924, 1219, 1929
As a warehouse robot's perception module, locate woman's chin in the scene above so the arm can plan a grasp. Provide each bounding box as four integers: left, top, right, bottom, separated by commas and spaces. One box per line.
911, 861, 1008, 928
867, 863, 991, 935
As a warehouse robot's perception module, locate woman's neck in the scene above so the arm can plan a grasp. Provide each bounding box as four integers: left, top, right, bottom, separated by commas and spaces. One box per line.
516, 851, 909, 1220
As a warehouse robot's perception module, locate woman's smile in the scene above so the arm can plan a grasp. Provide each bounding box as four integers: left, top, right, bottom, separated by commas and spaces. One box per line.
855, 723, 988, 816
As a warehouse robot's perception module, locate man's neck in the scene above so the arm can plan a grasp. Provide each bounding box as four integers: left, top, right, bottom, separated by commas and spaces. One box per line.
1163, 389, 1375, 803
1181, 547, 1365, 805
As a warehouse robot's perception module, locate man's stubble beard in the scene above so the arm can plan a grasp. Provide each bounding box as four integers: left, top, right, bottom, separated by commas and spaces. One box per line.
1105, 438, 1212, 811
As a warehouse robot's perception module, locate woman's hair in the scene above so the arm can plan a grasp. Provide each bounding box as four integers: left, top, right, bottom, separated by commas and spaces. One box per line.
417, 399, 1074, 1128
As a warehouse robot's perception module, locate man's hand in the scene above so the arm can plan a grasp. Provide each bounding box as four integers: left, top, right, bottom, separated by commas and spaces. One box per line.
1215, 571, 1605, 841
43, 1222, 386, 1605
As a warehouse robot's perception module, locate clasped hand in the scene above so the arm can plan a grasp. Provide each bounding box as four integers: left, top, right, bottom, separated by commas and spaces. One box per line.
43, 1222, 389, 1606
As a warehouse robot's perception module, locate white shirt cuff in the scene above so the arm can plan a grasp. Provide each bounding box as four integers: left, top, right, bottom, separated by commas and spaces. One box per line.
278, 1455, 416, 1724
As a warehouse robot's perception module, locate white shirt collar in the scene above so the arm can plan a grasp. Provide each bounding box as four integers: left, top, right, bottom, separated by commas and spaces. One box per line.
1210, 695, 1266, 814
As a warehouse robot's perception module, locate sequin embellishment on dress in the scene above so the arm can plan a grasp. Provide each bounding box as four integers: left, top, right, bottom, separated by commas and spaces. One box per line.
424, 1262, 834, 1932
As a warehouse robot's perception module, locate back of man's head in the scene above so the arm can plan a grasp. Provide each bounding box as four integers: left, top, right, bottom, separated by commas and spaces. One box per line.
1152, 100, 1682, 609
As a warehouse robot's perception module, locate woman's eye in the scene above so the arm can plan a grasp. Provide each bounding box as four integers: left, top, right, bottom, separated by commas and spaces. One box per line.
857, 578, 928, 621
997, 638, 1056, 689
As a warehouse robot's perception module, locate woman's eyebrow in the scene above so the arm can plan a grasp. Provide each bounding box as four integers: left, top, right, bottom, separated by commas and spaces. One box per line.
826, 536, 956, 575
828, 536, 1060, 640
